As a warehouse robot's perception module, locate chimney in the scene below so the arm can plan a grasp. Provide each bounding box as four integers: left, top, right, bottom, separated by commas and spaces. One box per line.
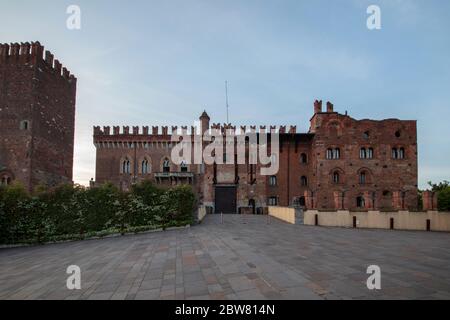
326, 101, 334, 113
314, 100, 323, 114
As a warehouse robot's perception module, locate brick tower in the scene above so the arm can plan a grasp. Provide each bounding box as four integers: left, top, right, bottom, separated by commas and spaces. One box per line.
0, 42, 77, 192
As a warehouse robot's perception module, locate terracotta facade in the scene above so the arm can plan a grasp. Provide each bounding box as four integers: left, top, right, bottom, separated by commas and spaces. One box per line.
93, 100, 418, 212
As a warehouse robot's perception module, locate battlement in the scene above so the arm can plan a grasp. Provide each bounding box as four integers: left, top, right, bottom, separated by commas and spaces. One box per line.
93, 124, 299, 137
0, 42, 76, 82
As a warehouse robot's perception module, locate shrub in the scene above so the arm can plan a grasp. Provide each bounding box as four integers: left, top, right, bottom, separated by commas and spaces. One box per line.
428, 181, 450, 212
0, 181, 196, 245
438, 187, 450, 212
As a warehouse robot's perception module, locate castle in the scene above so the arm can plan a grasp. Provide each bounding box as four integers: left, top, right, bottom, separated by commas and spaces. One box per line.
0, 41, 419, 213
93, 101, 418, 213
0, 42, 77, 192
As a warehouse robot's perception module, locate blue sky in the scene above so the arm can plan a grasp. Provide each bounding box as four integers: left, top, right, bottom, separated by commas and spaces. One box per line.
1, 0, 449, 188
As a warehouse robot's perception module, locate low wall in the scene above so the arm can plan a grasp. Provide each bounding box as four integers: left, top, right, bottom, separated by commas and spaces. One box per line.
304, 210, 450, 232
268, 206, 296, 224
197, 206, 207, 223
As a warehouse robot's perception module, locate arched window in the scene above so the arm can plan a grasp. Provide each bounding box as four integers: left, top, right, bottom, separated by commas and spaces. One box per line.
333, 148, 340, 159
122, 158, 131, 174
301, 176, 308, 187
163, 159, 171, 173
142, 159, 150, 174
300, 153, 308, 164
269, 176, 277, 186
357, 196, 365, 208
1, 176, 9, 186
326, 149, 333, 160
180, 160, 188, 173
333, 171, 340, 184
399, 148, 405, 159
359, 171, 367, 184
392, 148, 398, 159
367, 148, 374, 159
360, 148, 366, 159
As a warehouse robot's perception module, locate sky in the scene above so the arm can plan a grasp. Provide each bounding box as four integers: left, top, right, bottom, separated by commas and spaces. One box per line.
1, 0, 449, 189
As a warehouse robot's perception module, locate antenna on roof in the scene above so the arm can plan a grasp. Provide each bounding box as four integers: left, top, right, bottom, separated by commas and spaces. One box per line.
225, 81, 230, 124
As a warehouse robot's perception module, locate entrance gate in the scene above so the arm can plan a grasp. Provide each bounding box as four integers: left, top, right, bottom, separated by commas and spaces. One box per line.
215, 186, 237, 214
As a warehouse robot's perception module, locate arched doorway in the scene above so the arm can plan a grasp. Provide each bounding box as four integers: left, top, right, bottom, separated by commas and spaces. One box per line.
0, 170, 14, 187
299, 196, 306, 207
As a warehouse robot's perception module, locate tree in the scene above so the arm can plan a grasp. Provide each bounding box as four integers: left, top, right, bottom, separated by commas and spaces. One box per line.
428, 180, 450, 192
428, 181, 450, 211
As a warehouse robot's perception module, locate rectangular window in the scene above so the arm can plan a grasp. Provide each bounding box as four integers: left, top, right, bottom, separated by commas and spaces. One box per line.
268, 197, 278, 206
269, 176, 277, 186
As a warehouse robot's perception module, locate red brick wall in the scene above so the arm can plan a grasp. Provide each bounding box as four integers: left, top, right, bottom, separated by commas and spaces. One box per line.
93, 106, 418, 212
0, 42, 76, 191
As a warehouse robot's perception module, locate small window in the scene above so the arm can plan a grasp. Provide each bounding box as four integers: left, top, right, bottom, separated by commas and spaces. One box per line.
122, 159, 131, 174
269, 176, 277, 186
363, 131, 370, 139
359, 172, 367, 184
399, 148, 405, 159
268, 197, 278, 206
395, 130, 401, 138
1, 176, 11, 186
357, 196, 365, 208
301, 176, 308, 187
300, 153, 308, 164
367, 148, 374, 159
326, 149, 333, 160
181, 160, 188, 173
333, 172, 340, 184
163, 159, 171, 173
142, 159, 150, 174
327, 148, 340, 159
20, 120, 30, 130
392, 148, 398, 159
360, 148, 366, 159
333, 148, 340, 159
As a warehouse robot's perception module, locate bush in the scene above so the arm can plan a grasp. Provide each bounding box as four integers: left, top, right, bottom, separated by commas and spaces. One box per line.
428, 181, 450, 212
438, 187, 450, 212
0, 181, 196, 245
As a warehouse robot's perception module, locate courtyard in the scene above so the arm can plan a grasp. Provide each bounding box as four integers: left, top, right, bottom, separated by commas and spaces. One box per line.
0, 215, 449, 300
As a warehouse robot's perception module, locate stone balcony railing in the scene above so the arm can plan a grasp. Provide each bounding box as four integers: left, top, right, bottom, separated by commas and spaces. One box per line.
154, 172, 194, 178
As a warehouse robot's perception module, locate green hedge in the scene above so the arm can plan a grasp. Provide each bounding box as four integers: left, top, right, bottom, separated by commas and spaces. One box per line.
0, 181, 195, 245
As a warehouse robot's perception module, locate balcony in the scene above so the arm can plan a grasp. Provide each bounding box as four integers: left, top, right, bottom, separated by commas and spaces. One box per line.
154, 172, 194, 184
154, 172, 194, 178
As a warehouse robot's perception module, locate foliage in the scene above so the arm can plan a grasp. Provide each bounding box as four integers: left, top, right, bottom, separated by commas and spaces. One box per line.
427, 181, 450, 211
0, 181, 195, 245
428, 180, 450, 192
437, 187, 450, 212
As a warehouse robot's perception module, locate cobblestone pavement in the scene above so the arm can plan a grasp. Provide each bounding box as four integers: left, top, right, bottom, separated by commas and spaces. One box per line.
1, 215, 450, 300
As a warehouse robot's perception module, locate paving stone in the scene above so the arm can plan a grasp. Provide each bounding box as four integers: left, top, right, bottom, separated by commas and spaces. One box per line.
135, 289, 160, 300
0, 215, 449, 300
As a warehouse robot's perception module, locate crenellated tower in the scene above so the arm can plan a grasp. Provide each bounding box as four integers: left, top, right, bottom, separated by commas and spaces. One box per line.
0, 42, 77, 191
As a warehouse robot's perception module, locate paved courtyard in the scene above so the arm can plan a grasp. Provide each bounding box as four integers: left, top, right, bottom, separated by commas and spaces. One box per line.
1, 215, 450, 300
